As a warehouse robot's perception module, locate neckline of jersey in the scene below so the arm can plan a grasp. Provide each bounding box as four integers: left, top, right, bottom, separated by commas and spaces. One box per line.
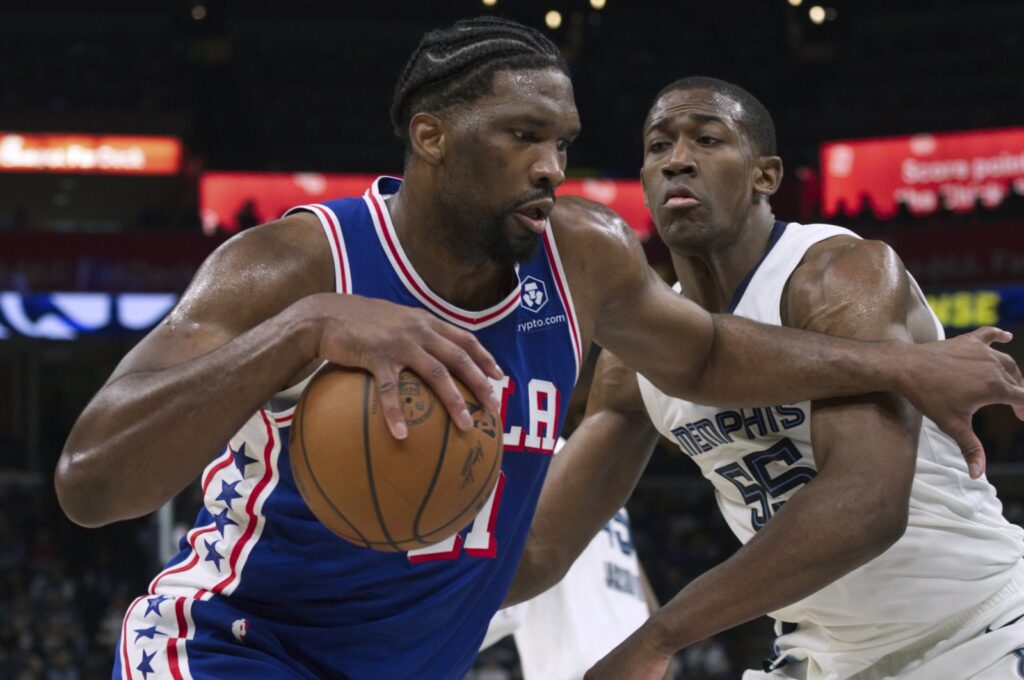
727, 220, 788, 314
366, 176, 524, 328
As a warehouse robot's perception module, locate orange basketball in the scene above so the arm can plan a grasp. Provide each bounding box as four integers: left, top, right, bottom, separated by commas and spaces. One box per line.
289, 365, 503, 552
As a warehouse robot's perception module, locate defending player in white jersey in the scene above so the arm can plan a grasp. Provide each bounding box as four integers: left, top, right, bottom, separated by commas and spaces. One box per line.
481, 504, 656, 680
481, 360, 662, 680
505, 77, 1024, 680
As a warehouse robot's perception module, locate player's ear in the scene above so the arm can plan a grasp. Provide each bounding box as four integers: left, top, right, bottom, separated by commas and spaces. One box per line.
640, 169, 650, 208
753, 155, 783, 198
409, 113, 445, 166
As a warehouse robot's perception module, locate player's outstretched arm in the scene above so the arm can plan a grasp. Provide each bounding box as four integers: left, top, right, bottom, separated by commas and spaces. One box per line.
56, 214, 501, 528
504, 350, 660, 606
583, 238, 933, 680
554, 199, 1023, 476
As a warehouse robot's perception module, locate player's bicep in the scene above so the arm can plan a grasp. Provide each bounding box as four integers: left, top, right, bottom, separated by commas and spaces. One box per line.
790, 239, 921, 472
106, 214, 330, 384
787, 238, 920, 343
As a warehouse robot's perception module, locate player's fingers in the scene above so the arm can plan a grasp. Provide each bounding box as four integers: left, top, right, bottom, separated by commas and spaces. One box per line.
969, 326, 1013, 346
425, 328, 501, 414
370, 362, 409, 440
1007, 384, 1024, 421
994, 349, 1024, 386
985, 362, 1024, 418
951, 423, 986, 479
433, 321, 505, 382
402, 346, 474, 431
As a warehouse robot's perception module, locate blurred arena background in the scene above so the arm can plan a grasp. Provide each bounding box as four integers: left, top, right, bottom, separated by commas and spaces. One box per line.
1, 1, 1023, 678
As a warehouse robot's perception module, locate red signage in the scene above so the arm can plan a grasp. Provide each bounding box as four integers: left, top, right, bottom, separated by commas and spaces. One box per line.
199, 172, 654, 239
0, 133, 182, 175
821, 127, 1024, 218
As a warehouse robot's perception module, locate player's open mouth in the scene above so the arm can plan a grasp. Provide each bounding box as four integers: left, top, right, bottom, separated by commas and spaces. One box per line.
513, 200, 553, 234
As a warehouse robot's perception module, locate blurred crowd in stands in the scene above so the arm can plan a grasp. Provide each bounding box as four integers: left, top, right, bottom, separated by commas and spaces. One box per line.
0, 476, 150, 680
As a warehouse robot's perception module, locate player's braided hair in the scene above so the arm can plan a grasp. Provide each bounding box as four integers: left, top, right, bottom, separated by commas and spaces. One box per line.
390, 16, 568, 144
653, 76, 777, 156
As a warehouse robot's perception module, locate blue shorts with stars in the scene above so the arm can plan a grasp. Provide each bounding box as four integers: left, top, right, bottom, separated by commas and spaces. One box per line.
112, 593, 322, 679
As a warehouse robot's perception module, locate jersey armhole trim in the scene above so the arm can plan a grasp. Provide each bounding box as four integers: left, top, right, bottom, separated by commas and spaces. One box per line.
283, 204, 351, 295
541, 228, 582, 380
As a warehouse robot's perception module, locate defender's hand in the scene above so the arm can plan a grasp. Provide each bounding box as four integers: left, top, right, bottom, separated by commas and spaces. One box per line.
899, 327, 1023, 478
297, 294, 504, 439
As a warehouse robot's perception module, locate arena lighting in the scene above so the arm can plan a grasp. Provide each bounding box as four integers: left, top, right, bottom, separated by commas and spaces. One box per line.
0, 132, 182, 175
481, 0, 497, 6
191, 4, 206, 20
809, 5, 826, 23
590, 0, 607, 9
545, 10, 562, 29
787, 0, 802, 6
0, 292, 177, 340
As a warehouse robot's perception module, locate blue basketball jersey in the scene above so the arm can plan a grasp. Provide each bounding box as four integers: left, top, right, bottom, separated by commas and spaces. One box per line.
117, 177, 581, 680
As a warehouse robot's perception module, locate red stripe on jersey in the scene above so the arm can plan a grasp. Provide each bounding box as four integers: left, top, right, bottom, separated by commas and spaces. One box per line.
167, 598, 187, 680
542, 229, 582, 375
201, 448, 234, 496
211, 409, 277, 594
367, 190, 520, 326
305, 203, 350, 294
120, 596, 145, 680
167, 639, 183, 680
148, 526, 218, 593
466, 473, 506, 558
409, 534, 464, 564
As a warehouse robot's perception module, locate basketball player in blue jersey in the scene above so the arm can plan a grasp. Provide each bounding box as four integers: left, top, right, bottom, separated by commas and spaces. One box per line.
508, 77, 1024, 679
54, 16, 1023, 678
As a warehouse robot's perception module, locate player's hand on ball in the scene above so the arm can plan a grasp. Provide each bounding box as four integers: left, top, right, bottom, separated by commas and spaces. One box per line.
900, 326, 1024, 478
295, 293, 503, 439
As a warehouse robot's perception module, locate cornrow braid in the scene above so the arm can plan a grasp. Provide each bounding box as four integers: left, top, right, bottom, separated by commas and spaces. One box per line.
391, 16, 568, 144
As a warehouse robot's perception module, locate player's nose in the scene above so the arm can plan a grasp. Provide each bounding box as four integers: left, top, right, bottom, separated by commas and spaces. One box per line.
530, 144, 566, 189
663, 141, 697, 176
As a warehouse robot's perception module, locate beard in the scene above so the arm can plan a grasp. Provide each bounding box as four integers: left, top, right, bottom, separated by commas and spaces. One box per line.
434, 189, 550, 266
482, 211, 541, 266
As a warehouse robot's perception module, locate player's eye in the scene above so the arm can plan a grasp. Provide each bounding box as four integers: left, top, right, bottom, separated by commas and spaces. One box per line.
647, 140, 671, 154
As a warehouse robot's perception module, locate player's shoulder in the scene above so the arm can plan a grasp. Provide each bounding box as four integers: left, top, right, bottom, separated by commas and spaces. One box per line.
175, 211, 334, 327
549, 195, 639, 248
785, 231, 912, 327
795, 233, 905, 289
548, 195, 647, 285
546, 196, 650, 334
200, 211, 333, 298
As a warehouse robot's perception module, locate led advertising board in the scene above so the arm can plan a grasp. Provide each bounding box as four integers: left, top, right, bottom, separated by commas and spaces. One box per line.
821, 127, 1024, 218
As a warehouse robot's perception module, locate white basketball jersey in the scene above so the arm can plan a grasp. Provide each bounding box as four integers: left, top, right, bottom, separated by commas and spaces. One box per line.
481, 444, 651, 680
637, 222, 1024, 679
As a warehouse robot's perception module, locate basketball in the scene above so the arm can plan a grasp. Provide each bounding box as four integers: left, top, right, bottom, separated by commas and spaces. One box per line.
289, 365, 503, 552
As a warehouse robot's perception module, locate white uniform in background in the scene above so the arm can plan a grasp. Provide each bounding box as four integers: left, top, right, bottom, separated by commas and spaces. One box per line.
637, 222, 1024, 680
481, 440, 652, 680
